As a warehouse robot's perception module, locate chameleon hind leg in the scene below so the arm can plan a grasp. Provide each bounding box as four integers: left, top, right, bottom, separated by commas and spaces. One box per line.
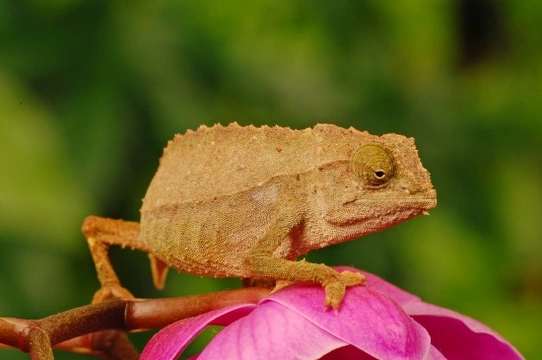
82, 216, 169, 303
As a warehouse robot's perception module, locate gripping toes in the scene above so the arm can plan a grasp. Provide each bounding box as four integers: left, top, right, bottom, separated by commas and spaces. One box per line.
323, 270, 366, 309
92, 282, 135, 303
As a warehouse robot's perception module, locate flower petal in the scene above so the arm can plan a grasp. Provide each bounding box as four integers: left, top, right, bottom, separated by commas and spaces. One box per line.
320, 344, 447, 360
197, 301, 350, 359
142, 266, 523, 360
319, 345, 380, 359
405, 302, 524, 360
427, 345, 448, 360
335, 266, 524, 359
335, 266, 421, 306
266, 282, 431, 359
141, 303, 257, 360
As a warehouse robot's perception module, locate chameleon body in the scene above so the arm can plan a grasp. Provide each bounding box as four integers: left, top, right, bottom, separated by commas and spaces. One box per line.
83, 123, 437, 308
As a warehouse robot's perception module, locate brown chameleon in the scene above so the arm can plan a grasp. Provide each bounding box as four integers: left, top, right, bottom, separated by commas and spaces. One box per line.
82, 123, 437, 309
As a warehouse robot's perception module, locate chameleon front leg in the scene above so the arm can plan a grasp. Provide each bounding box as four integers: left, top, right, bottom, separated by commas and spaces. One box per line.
82, 216, 168, 303
245, 217, 365, 309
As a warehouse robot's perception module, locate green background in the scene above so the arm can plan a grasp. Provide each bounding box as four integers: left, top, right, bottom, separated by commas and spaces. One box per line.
1, 1, 540, 359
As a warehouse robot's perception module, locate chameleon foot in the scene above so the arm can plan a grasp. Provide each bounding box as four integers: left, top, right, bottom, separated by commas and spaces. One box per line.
323, 270, 365, 310
92, 282, 135, 303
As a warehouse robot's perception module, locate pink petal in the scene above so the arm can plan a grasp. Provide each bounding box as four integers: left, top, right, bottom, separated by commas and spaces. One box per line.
427, 345, 448, 360
335, 266, 421, 306
405, 302, 524, 360
141, 303, 257, 360
335, 266, 524, 359
266, 282, 431, 359
320, 345, 447, 360
197, 301, 350, 359
320, 345, 379, 359
142, 266, 523, 360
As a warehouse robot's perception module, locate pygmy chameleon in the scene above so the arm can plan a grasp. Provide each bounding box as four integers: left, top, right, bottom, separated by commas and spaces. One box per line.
82, 123, 437, 309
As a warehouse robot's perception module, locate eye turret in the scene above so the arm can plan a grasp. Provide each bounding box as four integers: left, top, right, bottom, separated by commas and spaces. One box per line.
351, 144, 394, 188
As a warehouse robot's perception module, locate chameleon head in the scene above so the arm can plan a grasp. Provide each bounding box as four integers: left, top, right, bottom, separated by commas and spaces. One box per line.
353, 138, 436, 205
313, 128, 437, 237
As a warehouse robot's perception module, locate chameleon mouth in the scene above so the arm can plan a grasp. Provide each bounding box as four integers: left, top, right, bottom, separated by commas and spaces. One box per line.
347, 187, 437, 213
406, 189, 437, 212
329, 190, 437, 228
385, 189, 437, 222
424, 189, 438, 210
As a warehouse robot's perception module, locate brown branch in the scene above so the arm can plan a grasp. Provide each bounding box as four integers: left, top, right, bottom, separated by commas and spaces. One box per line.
0, 287, 271, 359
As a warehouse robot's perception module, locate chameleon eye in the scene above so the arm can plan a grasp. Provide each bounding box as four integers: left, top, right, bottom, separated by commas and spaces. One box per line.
351, 144, 394, 188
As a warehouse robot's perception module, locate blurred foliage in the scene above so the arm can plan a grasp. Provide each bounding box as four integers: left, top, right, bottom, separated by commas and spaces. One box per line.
0, 1, 540, 358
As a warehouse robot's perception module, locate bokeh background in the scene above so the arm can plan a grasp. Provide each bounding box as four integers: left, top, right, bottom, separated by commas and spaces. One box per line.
1, 1, 540, 359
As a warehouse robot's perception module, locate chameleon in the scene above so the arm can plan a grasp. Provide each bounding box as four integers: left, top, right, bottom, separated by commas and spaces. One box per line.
82, 123, 437, 309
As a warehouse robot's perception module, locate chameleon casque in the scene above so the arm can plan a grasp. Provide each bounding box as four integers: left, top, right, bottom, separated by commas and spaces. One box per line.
82, 123, 437, 309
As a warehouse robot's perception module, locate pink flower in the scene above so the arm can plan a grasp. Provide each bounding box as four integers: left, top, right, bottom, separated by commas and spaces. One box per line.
141, 267, 523, 360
